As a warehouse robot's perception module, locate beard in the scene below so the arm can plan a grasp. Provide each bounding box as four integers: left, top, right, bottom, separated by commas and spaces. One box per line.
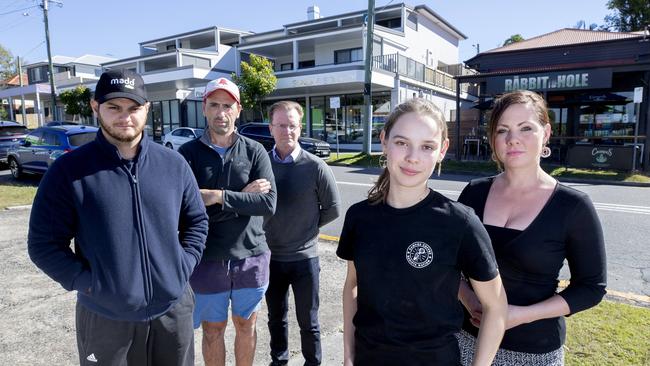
98, 114, 145, 143
209, 118, 234, 136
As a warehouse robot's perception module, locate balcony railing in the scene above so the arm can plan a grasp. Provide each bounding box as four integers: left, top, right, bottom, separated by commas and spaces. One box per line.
373, 53, 478, 96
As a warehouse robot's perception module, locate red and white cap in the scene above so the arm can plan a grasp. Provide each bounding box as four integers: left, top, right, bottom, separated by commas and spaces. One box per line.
203, 77, 240, 104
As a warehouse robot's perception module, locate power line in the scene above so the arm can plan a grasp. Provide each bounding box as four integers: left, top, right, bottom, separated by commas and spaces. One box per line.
0, 5, 38, 16
0, 13, 37, 33
0, 0, 26, 12
21, 40, 45, 59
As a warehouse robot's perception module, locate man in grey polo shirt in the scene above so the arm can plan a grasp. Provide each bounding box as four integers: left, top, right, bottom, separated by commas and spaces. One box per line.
264, 101, 341, 366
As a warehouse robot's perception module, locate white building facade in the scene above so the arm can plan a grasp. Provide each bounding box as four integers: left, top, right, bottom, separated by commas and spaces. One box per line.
235, 3, 477, 143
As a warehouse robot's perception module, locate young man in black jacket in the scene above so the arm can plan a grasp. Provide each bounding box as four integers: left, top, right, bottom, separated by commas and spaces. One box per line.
28, 69, 209, 366
178, 77, 276, 366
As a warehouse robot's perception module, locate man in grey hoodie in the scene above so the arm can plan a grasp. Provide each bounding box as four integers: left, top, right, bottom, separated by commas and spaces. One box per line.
263, 101, 341, 366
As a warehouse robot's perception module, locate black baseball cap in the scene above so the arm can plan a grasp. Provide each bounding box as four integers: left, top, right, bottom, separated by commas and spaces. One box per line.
94, 69, 148, 105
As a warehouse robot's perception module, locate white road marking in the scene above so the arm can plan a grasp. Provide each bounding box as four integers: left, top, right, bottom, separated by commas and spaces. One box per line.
336, 181, 650, 215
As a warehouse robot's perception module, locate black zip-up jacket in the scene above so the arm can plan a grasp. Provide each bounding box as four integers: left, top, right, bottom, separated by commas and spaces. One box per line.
28, 130, 208, 321
179, 131, 276, 260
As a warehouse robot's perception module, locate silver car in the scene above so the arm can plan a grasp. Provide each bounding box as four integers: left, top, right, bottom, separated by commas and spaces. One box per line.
162, 127, 204, 150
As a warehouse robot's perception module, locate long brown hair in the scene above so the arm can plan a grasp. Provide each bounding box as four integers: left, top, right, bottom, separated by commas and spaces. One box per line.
488, 90, 551, 170
367, 98, 447, 204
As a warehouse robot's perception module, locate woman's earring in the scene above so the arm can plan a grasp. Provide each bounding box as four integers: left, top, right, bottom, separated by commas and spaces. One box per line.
379, 153, 387, 168
541, 145, 551, 158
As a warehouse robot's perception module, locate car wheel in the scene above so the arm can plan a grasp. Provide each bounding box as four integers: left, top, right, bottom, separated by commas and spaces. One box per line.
8, 157, 22, 179
165, 142, 173, 150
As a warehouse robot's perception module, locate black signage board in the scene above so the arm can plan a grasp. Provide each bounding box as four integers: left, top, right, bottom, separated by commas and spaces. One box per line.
486, 68, 613, 94
567, 144, 635, 170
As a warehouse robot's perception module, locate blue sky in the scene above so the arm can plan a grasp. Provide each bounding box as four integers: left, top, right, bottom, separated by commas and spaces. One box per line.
1, 0, 612, 65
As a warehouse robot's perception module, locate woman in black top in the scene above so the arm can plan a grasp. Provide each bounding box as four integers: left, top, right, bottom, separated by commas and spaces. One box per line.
456, 90, 607, 365
337, 99, 508, 366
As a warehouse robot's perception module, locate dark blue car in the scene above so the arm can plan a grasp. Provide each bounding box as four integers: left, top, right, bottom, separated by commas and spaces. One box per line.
7, 125, 98, 179
0, 121, 29, 164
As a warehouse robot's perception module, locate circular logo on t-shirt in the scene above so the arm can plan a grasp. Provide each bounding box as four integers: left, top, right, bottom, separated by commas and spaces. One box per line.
405, 241, 433, 268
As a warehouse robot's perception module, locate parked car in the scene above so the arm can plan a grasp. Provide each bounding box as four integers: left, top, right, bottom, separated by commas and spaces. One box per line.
7, 125, 99, 179
238, 123, 331, 159
162, 127, 204, 150
45, 121, 81, 127
0, 121, 29, 164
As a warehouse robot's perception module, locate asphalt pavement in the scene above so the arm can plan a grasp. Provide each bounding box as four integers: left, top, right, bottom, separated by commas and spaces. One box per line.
1, 164, 649, 365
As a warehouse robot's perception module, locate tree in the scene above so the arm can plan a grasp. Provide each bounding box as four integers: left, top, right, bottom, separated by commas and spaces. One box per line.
574, 20, 601, 30
231, 54, 277, 121
502, 34, 525, 46
604, 0, 650, 31
59, 86, 93, 121
0, 44, 16, 82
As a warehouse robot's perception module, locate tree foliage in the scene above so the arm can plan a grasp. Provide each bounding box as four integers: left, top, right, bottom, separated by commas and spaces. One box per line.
604, 0, 650, 32
0, 44, 16, 82
231, 54, 277, 120
502, 34, 525, 46
59, 86, 93, 121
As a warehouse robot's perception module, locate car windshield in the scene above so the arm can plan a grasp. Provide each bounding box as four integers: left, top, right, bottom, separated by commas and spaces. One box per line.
0, 126, 28, 136
68, 132, 97, 147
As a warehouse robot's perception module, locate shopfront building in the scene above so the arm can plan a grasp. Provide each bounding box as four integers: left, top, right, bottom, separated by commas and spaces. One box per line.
457, 29, 650, 171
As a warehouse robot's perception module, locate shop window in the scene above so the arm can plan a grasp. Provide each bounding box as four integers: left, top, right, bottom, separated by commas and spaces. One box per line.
577, 91, 635, 142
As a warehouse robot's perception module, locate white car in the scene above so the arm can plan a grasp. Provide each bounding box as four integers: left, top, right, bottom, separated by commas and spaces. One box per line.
162, 127, 204, 150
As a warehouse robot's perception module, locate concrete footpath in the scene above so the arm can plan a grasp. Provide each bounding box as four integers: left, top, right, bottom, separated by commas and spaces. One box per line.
0, 207, 345, 365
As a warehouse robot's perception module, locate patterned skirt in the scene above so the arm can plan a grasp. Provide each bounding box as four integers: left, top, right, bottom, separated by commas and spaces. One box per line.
455, 329, 564, 366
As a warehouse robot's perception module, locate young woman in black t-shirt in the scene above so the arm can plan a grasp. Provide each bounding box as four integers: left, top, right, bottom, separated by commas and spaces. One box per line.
337, 99, 508, 366
456, 90, 607, 365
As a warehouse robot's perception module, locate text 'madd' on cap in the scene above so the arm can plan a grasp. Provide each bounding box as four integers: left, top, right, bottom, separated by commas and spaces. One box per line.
94, 69, 148, 106
203, 78, 240, 104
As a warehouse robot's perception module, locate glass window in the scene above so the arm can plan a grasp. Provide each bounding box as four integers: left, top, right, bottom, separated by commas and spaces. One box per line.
343, 94, 363, 143
172, 129, 183, 136
576, 91, 635, 142
170, 100, 180, 130
68, 132, 97, 147
298, 60, 315, 69
197, 102, 206, 128
187, 101, 197, 128
151, 101, 163, 141
0, 125, 27, 136
334, 48, 363, 64
310, 96, 325, 141
42, 131, 60, 146
26, 130, 43, 145
372, 91, 391, 143
162, 100, 171, 135
280, 63, 293, 71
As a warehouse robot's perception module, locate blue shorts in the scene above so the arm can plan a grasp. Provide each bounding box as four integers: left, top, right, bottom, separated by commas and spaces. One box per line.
193, 285, 268, 328
191, 251, 270, 328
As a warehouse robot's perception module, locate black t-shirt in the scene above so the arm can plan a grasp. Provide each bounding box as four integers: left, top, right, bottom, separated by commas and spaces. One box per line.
458, 177, 607, 353
337, 189, 498, 366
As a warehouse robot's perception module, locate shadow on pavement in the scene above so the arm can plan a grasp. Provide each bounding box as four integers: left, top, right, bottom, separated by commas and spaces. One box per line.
0, 171, 41, 188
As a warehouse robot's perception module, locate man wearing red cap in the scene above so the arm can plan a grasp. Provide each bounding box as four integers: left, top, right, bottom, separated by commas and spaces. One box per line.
179, 77, 276, 366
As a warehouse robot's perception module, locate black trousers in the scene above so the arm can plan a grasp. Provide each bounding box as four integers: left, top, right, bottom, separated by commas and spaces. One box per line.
265, 257, 321, 366
75, 286, 195, 366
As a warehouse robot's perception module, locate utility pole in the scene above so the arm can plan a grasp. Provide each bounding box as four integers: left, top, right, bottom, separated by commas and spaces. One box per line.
41, 0, 61, 120
362, 0, 375, 154
17, 57, 27, 125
